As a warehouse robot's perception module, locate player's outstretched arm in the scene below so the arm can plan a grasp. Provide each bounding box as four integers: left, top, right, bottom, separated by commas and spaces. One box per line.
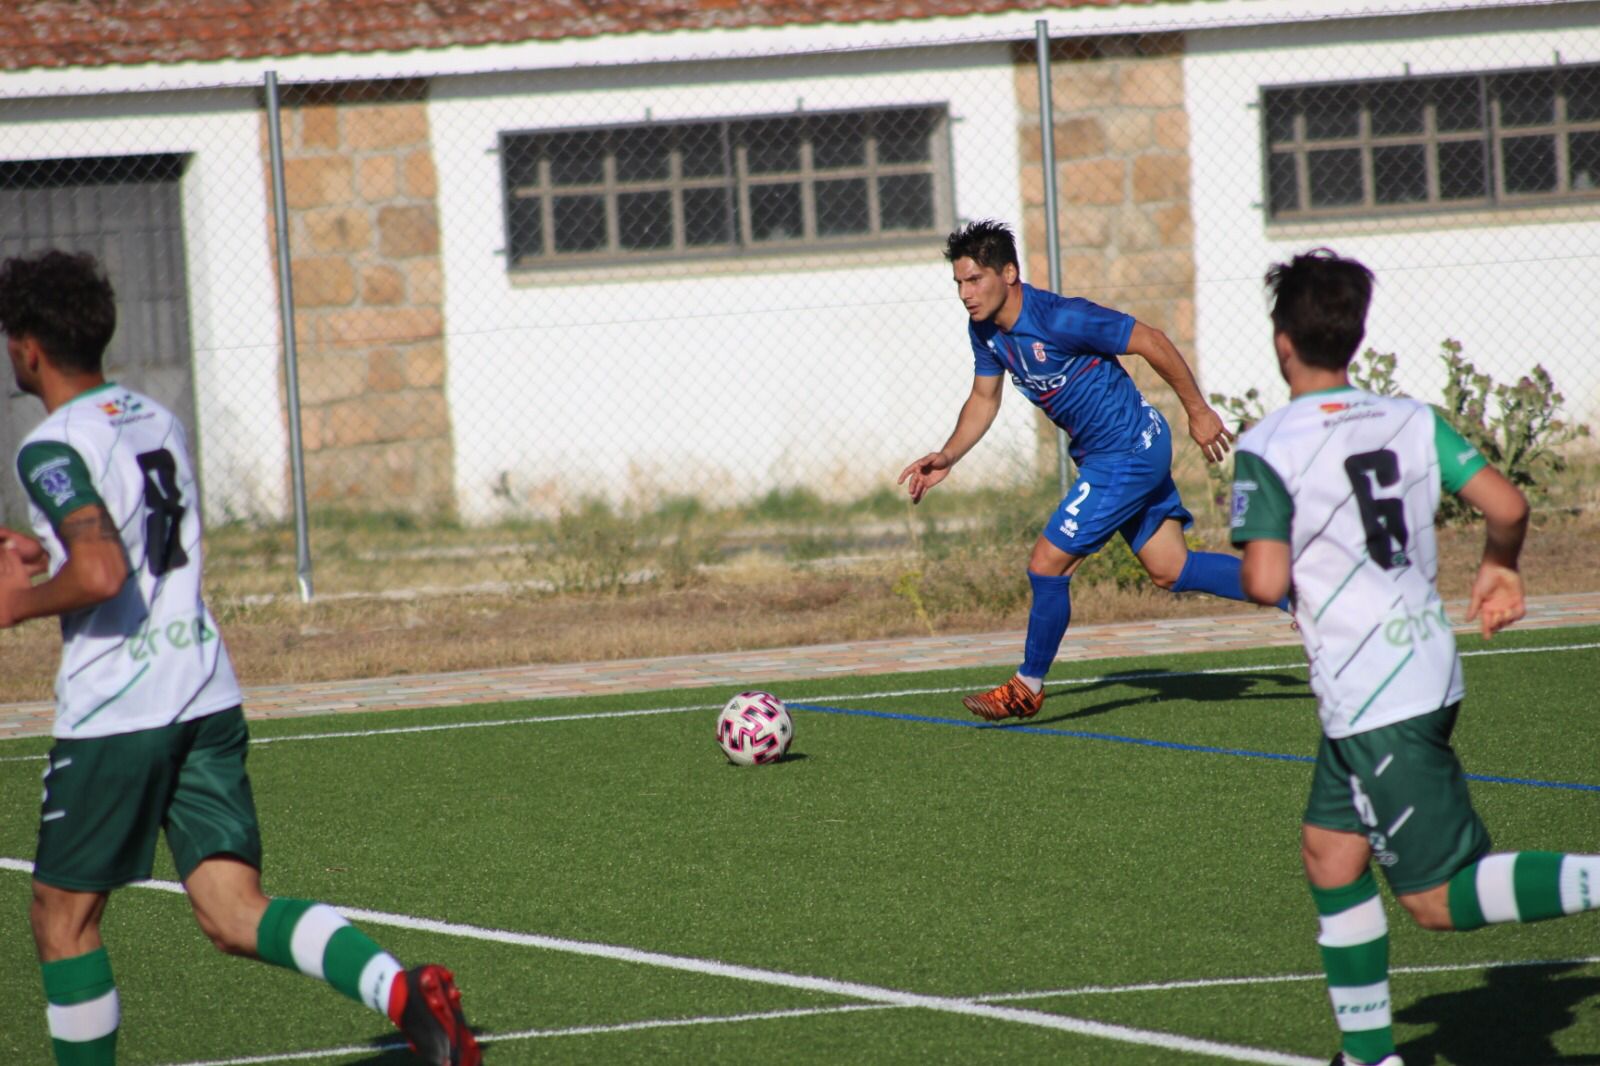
897, 375, 1002, 504
0, 504, 128, 628
1456, 465, 1529, 639
1125, 322, 1233, 463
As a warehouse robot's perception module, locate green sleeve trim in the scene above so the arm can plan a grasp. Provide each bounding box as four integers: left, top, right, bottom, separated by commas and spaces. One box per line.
16, 440, 103, 529
1230, 450, 1293, 544
1432, 408, 1488, 494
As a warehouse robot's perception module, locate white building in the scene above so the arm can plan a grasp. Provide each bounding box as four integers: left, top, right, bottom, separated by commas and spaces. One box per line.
0, 0, 1593, 524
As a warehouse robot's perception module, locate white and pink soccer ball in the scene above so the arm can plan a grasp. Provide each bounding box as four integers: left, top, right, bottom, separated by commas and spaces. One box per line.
716, 690, 794, 766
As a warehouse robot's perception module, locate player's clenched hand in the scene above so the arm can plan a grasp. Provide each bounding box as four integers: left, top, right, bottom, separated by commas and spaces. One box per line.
0, 526, 48, 577
897, 451, 953, 504
1187, 407, 1234, 464
1465, 561, 1525, 639
0, 543, 31, 627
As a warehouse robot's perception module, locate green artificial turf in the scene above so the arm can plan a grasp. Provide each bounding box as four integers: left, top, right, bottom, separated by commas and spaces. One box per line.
1, 626, 1596, 1064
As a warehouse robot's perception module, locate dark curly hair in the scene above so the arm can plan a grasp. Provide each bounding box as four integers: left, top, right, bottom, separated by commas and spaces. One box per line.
0, 249, 117, 374
943, 219, 1018, 272
1264, 248, 1374, 371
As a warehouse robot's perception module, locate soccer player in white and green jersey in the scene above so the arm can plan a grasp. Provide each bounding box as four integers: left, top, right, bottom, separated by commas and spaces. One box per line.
0, 251, 479, 1066
1230, 248, 1600, 1066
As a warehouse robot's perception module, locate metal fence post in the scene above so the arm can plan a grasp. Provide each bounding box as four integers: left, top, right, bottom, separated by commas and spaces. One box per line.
1034, 19, 1071, 497
263, 70, 315, 603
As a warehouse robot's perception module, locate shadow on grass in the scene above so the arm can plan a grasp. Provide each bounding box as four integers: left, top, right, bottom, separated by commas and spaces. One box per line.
343, 1027, 493, 1064
721, 752, 811, 768
1017, 667, 1312, 727
1395, 961, 1600, 1065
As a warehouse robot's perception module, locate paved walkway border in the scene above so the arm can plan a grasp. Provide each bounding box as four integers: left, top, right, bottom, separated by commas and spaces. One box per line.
3, 591, 1598, 741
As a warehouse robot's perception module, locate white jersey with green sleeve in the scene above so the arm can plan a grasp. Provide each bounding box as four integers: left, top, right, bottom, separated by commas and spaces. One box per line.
15, 383, 241, 739
1229, 388, 1486, 739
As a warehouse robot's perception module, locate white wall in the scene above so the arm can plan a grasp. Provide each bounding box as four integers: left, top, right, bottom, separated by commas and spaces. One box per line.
1185, 4, 1600, 428
429, 44, 1028, 521
0, 89, 288, 522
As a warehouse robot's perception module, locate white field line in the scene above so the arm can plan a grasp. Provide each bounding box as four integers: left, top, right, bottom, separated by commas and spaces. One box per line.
5, 857, 1594, 1066
0, 858, 1313, 1066
154, 954, 1600, 1066
976, 953, 1600, 1001
160, 1005, 898, 1066
2, 639, 1593, 765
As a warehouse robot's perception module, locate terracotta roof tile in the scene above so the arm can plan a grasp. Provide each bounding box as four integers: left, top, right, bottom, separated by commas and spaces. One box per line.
0, 1, 1166, 72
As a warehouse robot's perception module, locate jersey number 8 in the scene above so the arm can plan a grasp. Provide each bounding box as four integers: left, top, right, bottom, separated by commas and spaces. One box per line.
137, 449, 190, 576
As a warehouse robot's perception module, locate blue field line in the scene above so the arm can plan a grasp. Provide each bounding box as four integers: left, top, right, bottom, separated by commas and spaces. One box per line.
785, 703, 1600, 794
1461, 771, 1600, 792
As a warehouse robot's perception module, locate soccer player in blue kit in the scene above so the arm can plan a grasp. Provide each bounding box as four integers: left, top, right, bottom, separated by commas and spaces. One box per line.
899, 220, 1270, 720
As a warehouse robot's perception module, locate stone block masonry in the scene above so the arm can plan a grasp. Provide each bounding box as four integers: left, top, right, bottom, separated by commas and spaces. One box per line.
1014, 33, 1204, 488
263, 79, 455, 517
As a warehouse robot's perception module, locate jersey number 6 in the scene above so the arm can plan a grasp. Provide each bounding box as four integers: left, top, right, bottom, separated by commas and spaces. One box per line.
1343, 449, 1409, 570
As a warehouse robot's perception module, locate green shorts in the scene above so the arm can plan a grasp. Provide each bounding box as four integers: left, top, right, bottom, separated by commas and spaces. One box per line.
1304, 702, 1491, 895
33, 706, 262, 891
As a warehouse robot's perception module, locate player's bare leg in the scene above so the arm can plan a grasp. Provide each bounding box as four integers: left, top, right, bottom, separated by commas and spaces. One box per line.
187, 856, 480, 1065
186, 855, 270, 957
32, 883, 118, 1064
30, 882, 109, 962
1133, 518, 1189, 590
1138, 517, 1290, 612
963, 539, 1083, 721
1302, 825, 1399, 1066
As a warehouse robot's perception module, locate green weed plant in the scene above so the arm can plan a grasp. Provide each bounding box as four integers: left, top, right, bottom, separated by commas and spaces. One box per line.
1206, 341, 1590, 524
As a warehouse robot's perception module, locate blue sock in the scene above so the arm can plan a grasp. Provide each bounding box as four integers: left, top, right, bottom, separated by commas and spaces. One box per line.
1171, 551, 1246, 600
1171, 551, 1291, 611
1020, 571, 1072, 679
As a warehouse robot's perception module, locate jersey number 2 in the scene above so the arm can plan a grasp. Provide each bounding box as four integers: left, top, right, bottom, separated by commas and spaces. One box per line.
137, 449, 190, 576
1343, 449, 1409, 570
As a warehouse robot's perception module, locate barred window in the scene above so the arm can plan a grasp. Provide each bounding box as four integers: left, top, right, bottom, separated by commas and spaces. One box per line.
500, 105, 951, 267
1263, 63, 1600, 219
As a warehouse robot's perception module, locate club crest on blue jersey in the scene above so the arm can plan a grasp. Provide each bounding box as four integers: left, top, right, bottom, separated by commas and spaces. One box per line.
1032, 341, 1047, 363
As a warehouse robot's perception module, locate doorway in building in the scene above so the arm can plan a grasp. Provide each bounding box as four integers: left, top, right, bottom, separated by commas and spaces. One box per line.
0, 152, 197, 524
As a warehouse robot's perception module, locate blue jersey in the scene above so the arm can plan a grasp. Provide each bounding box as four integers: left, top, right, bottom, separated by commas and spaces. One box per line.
970, 284, 1147, 462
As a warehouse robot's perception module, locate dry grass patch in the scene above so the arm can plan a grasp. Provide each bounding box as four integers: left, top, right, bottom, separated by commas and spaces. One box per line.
1, 511, 1596, 703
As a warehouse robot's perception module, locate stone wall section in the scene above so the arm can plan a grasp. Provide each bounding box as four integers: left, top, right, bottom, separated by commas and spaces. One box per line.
1014, 35, 1205, 486
264, 80, 454, 516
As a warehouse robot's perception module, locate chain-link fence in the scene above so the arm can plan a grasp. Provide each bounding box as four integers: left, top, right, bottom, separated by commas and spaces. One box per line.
2, 3, 1596, 603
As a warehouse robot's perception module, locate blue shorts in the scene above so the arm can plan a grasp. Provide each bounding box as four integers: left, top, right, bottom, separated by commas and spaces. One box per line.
1043, 407, 1193, 556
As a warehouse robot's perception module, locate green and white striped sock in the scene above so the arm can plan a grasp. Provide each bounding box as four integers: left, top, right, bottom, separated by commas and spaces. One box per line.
1311, 870, 1395, 1066
41, 947, 118, 1066
1448, 852, 1600, 930
256, 898, 404, 1014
